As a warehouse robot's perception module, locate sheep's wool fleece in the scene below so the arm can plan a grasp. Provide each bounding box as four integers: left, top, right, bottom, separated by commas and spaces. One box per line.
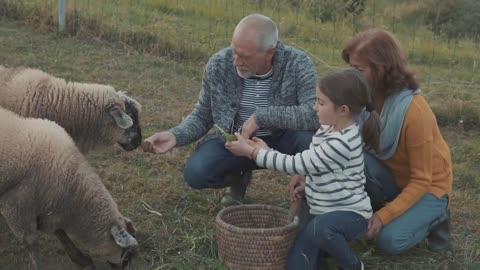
0, 65, 140, 152
0, 106, 121, 241
0, 106, 78, 193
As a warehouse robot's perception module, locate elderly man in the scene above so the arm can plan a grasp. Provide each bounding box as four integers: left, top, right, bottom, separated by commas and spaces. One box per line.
143, 13, 319, 206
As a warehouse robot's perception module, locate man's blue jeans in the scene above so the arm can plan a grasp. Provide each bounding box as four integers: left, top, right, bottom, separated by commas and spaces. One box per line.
363, 152, 449, 255
182, 130, 314, 189
287, 211, 368, 270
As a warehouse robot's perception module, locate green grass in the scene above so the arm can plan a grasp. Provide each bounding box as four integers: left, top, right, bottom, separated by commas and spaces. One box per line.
0, 0, 480, 269
1, 0, 480, 128
0, 20, 479, 270
2, 0, 480, 70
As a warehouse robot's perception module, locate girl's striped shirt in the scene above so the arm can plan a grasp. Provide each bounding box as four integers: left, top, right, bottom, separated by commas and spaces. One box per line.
255, 124, 372, 218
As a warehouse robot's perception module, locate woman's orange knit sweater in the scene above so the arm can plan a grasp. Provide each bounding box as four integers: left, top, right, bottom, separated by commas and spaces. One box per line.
376, 95, 453, 225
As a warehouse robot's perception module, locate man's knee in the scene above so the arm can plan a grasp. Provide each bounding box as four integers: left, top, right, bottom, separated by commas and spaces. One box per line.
182, 161, 209, 189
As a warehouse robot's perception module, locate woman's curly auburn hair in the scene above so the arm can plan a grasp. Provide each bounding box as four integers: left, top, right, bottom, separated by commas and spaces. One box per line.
341, 29, 419, 97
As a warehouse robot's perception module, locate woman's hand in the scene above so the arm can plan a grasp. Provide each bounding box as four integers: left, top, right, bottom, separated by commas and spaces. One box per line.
366, 214, 383, 239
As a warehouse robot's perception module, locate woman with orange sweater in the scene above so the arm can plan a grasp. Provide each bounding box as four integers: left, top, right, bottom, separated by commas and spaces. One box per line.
342, 29, 453, 254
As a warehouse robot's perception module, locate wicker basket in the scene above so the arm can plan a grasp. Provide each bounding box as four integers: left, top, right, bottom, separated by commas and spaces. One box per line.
215, 204, 299, 270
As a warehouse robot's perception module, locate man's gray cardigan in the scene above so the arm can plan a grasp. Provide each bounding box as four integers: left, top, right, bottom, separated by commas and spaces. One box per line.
170, 41, 319, 146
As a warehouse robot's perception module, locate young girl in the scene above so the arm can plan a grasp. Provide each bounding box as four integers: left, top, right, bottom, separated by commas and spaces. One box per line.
226, 68, 379, 270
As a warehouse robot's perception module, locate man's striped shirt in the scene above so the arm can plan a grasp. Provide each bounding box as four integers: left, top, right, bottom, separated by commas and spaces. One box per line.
234, 75, 272, 137
255, 124, 372, 218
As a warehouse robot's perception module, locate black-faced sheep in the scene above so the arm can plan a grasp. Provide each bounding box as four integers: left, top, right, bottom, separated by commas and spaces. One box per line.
0, 65, 142, 153
0, 107, 138, 270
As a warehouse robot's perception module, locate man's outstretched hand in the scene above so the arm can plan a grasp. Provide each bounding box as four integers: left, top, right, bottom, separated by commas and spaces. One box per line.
143, 131, 177, 154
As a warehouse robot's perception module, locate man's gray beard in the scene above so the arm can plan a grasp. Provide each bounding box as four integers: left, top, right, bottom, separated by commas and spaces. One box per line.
236, 67, 255, 79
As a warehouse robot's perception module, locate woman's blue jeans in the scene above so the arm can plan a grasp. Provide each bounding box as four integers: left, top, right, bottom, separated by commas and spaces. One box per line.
287, 211, 368, 270
363, 152, 449, 255
182, 130, 314, 189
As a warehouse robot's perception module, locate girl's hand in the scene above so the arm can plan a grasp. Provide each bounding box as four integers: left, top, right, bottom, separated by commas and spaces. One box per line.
288, 175, 306, 202
225, 132, 254, 158
292, 184, 305, 202
250, 137, 269, 149
225, 133, 270, 158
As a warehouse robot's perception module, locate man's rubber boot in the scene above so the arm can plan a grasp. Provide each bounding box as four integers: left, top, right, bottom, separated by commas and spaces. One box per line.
220, 171, 252, 207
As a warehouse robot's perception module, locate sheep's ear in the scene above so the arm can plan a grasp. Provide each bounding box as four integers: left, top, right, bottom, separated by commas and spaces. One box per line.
111, 224, 138, 248
109, 106, 133, 129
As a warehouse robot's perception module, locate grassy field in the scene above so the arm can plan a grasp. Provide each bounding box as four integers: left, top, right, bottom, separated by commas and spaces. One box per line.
2, 0, 480, 127
0, 0, 480, 269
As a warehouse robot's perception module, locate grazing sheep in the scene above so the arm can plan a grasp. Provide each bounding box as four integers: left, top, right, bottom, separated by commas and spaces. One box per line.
0, 65, 142, 153
0, 107, 138, 270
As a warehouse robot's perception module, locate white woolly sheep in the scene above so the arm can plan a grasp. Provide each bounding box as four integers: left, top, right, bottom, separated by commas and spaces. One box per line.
0, 107, 138, 270
0, 65, 142, 153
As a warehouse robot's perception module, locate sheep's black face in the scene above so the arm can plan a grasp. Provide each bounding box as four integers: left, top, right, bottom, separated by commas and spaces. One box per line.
118, 100, 142, 151
108, 248, 137, 269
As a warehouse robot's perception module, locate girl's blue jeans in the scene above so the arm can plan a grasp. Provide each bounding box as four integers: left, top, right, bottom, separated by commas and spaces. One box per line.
287, 210, 368, 270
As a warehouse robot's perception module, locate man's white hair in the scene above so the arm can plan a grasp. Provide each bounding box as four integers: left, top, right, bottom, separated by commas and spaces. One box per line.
235, 14, 278, 52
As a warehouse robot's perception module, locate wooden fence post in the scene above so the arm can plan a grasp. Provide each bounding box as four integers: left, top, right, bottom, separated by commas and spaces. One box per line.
59, 0, 66, 32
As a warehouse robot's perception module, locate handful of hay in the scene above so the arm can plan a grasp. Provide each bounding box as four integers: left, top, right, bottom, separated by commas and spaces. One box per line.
215, 124, 237, 142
